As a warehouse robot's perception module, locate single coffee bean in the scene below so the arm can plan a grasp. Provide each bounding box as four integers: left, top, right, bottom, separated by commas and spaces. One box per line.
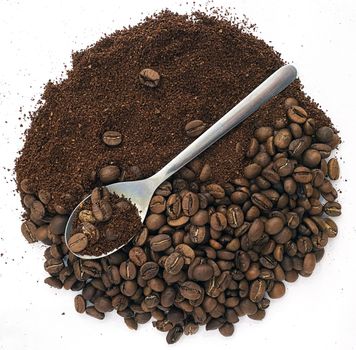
243, 163, 262, 179
150, 234, 172, 252
166, 325, 183, 344
74, 294, 86, 313
21, 220, 37, 243
124, 317, 138, 330
206, 183, 225, 199
219, 323, 234, 337
268, 281, 286, 298
247, 218, 264, 242
146, 214, 166, 230
129, 247, 147, 266
165, 252, 184, 275
274, 128, 292, 149
102, 130, 122, 146
78, 210, 96, 224
44, 258, 64, 275
49, 215, 68, 235
303, 253, 316, 274
255, 126, 273, 143
251, 193, 273, 211
139, 68, 160, 88
192, 264, 214, 281
182, 191, 199, 216
274, 157, 294, 177
327, 158, 340, 180
287, 106, 308, 124
149, 195, 166, 214
86, 306, 105, 320
265, 217, 284, 235
289, 136, 312, 158
185, 120, 206, 137
180, 281, 202, 300
44, 276, 63, 289
210, 212, 227, 231
316, 126, 334, 143
92, 200, 112, 222
81, 222, 100, 243
246, 138, 259, 158
293, 166, 312, 184
249, 279, 266, 302
303, 149, 321, 168
323, 202, 341, 216
199, 163, 212, 182
99, 165, 120, 184
68, 233, 88, 253
175, 244, 195, 264
284, 97, 299, 109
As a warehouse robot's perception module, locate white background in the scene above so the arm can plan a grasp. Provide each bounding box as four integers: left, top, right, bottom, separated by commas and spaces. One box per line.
1, 0, 356, 349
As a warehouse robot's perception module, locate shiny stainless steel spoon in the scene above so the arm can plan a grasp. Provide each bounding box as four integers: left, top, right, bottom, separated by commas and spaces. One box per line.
65, 64, 297, 259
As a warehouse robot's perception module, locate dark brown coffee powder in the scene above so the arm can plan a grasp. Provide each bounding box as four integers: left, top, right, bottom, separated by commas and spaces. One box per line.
15, 11, 333, 214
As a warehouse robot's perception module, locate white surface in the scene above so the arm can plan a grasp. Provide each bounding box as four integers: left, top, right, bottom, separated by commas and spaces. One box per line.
0, 0, 356, 349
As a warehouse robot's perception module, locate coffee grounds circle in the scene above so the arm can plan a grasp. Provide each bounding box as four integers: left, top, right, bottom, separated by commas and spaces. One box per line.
15, 11, 333, 212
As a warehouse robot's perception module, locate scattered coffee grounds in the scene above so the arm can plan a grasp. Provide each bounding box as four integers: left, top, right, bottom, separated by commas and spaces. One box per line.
15, 11, 334, 213
15, 9, 341, 345
69, 187, 142, 256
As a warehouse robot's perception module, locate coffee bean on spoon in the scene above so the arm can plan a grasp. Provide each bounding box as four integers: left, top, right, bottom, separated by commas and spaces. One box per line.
68, 233, 88, 253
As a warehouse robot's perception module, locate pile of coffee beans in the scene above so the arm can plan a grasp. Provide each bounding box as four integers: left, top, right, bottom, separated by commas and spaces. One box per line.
69, 187, 142, 255
16, 10, 341, 345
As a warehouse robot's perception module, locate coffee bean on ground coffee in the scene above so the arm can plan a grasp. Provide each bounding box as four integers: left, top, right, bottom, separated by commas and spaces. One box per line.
15, 10, 341, 345
69, 187, 142, 256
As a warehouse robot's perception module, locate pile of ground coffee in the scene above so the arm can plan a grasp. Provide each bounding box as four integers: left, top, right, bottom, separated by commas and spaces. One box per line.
15, 11, 332, 213
69, 187, 142, 256
16, 10, 341, 345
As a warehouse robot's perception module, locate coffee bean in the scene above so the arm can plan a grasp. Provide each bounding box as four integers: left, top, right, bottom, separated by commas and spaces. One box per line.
182, 191, 199, 216
166, 325, 183, 344
102, 130, 122, 146
21, 220, 37, 243
189, 225, 206, 244
185, 120, 206, 137
251, 193, 272, 211
180, 281, 202, 300
289, 136, 312, 158
268, 281, 285, 298
284, 97, 299, 109
44, 276, 63, 289
265, 217, 284, 235
192, 264, 214, 281
323, 202, 341, 216
247, 218, 264, 242
165, 252, 184, 275
139, 68, 160, 88
129, 247, 147, 266
240, 298, 258, 315
86, 306, 105, 320
124, 317, 138, 330
274, 128, 292, 149
316, 126, 334, 143
92, 199, 112, 222
327, 158, 340, 180
74, 294, 86, 313
303, 149, 321, 168
44, 258, 64, 275
249, 279, 266, 302
255, 127, 273, 142
244, 163, 262, 179
149, 195, 166, 214
206, 183, 225, 199
274, 157, 294, 177
246, 138, 259, 158
210, 212, 227, 231
287, 106, 308, 124
293, 166, 312, 184
303, 253, 316, 274
219, 322, 234, 337
199, 163, 212, 182
99, 165, 120, 184
150, 234, 171, 252
68, 233, 88, 253
146, 214, 166, 230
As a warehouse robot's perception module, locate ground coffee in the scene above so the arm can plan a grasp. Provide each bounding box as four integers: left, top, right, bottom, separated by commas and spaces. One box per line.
15, 11, 333, 213
69, 187, 142, 256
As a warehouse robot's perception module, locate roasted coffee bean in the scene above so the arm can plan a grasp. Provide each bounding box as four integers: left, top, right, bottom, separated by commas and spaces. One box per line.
74, 295, 86, 313
44, 258, 64, 275
219, 323, 234, 337
81, 222, 100, 243
86, 306, 105, 320
206, 183, 225, 199
293, 166, 312, 184
268, 281, 286, 298
251, 193, 272, 211
303, 149, 321, 168
189, 225, 206, 244
99, 165, 120, 184
146, 214, 166, 231
265, 217, 284, 235
21, 220, 37, 243
182, 192, 199, 216
185, 120, 206, 137
244, 163, 262, 179
180, 281, 202, 300
92, 200, 112, 222
327, 158, 340, 180
284, 97, 299, 109
140, 262, 159, 280
247, 218, 264, 242
274, 128, 292, 149
166, 325, 183, 344
102, 130, 122, 147
139, 68, 160, 87
210, 212, 227, 231
255, 126, 273, 142
149, 195, 166, 214
120, 261, 137, 280
78, 210, 96, 224
44, 276, 63, 289
68, 233, 88, 253
274, 157, 294, 177
323, 202, 341, 216
249, 279, 266, 302
129, 247, 147, 266
124, 317, 138, 330
150, 234, 172, 252
165, 252, 184, 275
316, 126, 334, 143
311, 143, 332, 159
192, 264, 214, 281
303, 253, 316, 274
287, 106, 307, 124
246, 138, 259, 158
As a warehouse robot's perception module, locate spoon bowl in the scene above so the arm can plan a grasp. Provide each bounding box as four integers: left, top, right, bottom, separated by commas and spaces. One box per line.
65, 64, 298, 259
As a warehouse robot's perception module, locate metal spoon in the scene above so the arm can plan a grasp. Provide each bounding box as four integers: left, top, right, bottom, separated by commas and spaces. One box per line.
65, 64, 297, 259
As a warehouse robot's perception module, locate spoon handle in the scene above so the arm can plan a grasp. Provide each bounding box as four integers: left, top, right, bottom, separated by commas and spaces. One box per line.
153, 65, 297, 182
